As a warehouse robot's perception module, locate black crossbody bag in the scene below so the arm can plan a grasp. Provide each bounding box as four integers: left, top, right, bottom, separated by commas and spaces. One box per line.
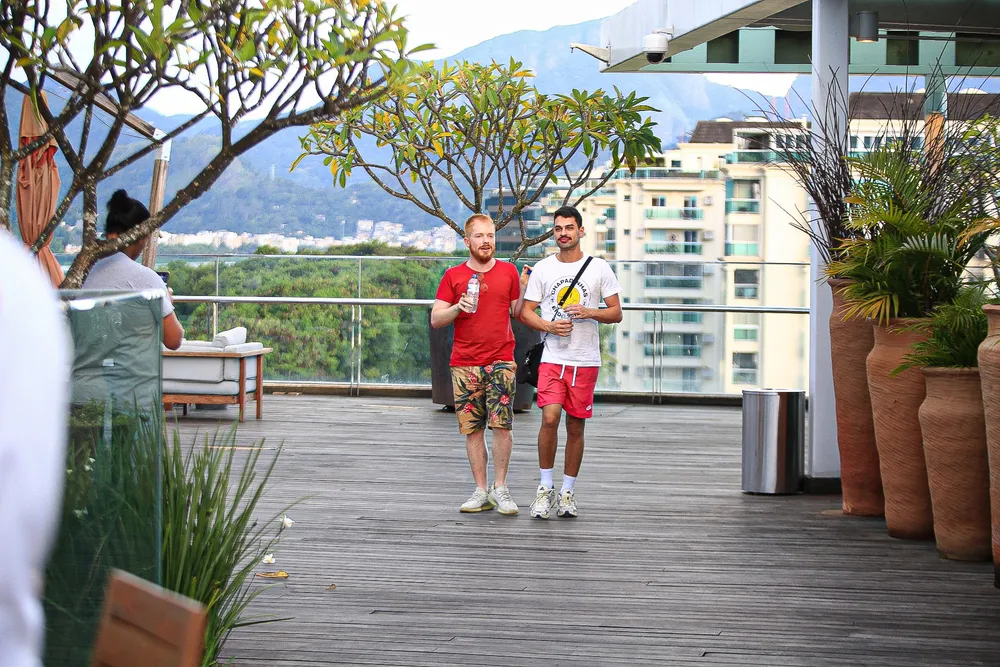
517, 257, 593, 387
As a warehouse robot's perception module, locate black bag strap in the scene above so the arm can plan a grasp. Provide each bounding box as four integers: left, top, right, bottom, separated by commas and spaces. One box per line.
555, 256, 594, 313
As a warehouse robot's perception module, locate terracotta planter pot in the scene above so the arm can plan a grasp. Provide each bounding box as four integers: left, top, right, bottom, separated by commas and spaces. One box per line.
919, 368, 991, 561
977, 305, 1000, 585
828, 279, 883, 516
867, 319, 934, 540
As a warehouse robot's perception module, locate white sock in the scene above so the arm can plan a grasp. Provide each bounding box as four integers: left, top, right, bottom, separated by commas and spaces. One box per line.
540, 468, 554, 489
561, 475, 576, 494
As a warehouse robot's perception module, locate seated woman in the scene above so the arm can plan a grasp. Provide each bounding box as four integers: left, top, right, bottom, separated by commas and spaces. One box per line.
83, 189, 185, 350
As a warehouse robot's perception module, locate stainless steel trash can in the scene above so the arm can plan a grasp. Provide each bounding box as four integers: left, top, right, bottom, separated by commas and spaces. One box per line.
741, 388, 805, 494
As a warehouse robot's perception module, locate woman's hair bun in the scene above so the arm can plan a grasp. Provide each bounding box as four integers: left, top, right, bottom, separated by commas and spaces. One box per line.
108, 189, 132, 213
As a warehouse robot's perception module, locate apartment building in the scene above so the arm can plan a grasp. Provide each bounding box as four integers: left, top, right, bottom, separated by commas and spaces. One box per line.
574, 117, 812, 395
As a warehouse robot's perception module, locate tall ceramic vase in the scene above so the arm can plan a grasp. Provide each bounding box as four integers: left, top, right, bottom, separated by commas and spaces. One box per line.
867, 319, 934, 540
919, 368, 991, 561
977, 305, 1000, 586
828, 279, 883, 516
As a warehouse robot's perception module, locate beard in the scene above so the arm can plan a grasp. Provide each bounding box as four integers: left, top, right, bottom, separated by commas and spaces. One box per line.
556, 236, 579, 250
472, 245, 495, 262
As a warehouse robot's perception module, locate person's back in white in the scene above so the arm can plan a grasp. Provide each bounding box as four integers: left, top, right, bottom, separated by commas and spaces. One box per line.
0, 232, 71, 667
519, 206, 622, 519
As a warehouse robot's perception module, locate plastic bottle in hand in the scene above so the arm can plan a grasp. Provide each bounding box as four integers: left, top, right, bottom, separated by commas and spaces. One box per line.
467, 274, 480, 313
555, 309, 572, 348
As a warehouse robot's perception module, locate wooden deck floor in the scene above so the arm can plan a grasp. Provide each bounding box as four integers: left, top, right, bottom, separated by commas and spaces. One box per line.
173, 396, 1000, 667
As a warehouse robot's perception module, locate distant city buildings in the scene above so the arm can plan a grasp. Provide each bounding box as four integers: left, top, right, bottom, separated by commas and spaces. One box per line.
153, 222, 462, 254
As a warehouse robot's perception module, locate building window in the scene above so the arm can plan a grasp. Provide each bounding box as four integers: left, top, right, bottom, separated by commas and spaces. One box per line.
733, 352, 758, 384
734, 326, 759, 341
725, 224, 760, 256
683, 196, 697, 209
863, 136, 873, 149
671, 160, 682, 168
624, 194, 631, 202
623, 229, 630, 236
651, 196, 666, 207
734, 268, 759, 299
850, 135, 859, 150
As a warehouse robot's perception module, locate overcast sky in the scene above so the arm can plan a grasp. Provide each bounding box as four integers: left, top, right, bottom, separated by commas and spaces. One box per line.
391, 0, 635, 59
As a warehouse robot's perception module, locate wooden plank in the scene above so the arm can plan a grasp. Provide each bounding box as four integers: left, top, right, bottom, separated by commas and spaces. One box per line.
172, 396, 1000, 666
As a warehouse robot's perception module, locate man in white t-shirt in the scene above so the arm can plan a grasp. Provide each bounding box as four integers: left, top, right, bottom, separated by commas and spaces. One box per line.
520, 205, 622, 519
0, 232, 71, 667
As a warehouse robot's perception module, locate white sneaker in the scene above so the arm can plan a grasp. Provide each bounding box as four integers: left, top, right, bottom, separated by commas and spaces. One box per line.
557, 490, 578, 518
529, 485, 557, 519
489, 484, 519, 516
460, 488, 495, 513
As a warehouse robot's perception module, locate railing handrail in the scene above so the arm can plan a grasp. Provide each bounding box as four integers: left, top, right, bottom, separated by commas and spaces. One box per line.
172, 294, 809, 314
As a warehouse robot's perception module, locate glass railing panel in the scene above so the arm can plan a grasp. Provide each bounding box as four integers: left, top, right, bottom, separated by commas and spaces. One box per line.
725, 199, 761, 214
52, 291, 164, 667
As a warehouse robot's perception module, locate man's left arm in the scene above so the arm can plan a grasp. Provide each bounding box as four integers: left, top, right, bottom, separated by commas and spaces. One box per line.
564, 293, 622, 324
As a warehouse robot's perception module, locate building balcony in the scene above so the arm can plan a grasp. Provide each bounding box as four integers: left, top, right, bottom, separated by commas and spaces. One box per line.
643, 344, 702, 358
611, 167, 721, 180
724, 242, 760, 256
734, 284, 760, 299
725, 149, 806, 164
644, 312, 704, 324
645, 207, 704, 220
644, 242, 703, 255
644, 276, 703, 289
732, 369, 759, 384
725, 199, 761, 214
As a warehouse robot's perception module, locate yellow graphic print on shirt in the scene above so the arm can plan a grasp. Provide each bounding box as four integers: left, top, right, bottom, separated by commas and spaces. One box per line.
556, 286, 581, 307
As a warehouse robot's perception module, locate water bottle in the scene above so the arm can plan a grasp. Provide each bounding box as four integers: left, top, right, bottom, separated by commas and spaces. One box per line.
467, 274, 480, 313
555, 309, 572, 348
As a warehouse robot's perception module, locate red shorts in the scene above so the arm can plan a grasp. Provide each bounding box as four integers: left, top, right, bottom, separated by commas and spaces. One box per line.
536, 362, 600, 419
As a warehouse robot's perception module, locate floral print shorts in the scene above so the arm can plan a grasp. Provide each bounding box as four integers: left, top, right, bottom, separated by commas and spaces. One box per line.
450, 361, 517, 434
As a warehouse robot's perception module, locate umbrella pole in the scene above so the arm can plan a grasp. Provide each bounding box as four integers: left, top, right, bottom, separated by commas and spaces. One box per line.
141, 137, 170, 269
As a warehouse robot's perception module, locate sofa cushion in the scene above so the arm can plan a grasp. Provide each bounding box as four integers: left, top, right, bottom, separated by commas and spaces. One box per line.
213, 327, 247, 347
163, 377, 257, 396
163, 356, 224, 383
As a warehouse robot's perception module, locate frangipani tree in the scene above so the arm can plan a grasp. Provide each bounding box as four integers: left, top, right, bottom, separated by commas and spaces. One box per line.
297, 58, 660, 257
0, 0, 427, 286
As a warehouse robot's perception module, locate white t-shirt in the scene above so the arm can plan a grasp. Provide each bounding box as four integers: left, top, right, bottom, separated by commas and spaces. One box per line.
83, 252, 173, 318
524, 254, 620, 367
0, 233, 70, 667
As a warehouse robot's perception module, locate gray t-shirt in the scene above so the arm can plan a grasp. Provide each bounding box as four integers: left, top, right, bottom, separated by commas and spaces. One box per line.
83, 252, 173, 317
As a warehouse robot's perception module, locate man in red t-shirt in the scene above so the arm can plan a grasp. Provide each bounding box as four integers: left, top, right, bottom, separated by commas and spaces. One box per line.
432, 214, 529, 515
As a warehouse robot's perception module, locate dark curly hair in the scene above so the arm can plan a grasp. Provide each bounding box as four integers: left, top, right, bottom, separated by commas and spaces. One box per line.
105, 189, 150, 235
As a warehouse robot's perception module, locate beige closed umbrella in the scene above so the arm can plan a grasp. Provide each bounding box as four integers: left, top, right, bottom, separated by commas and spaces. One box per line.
16, 93, 64, 286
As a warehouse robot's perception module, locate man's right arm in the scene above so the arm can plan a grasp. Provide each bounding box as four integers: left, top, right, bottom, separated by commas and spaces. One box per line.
431, 295, 474, 328
519, 301, 573, 337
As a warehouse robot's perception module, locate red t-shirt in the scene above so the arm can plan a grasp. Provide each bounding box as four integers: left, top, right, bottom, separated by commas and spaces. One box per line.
435, 260, 521, 366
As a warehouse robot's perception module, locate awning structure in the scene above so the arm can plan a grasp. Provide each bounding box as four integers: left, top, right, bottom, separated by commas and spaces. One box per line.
598, 0, 1000, 75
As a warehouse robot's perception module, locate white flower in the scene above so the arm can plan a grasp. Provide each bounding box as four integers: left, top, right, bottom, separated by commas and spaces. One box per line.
87, 457, 95, 465
73, 508, 88, 519
281, 515, 295, 529
66, 468, 73, 476
83, 464, 92, 472
262, 553, 276, 565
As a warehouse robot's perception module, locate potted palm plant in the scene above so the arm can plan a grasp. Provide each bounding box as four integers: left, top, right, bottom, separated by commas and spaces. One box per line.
827, 123, 995, 540
768, 85, 883, 517
898, 287, 991, 561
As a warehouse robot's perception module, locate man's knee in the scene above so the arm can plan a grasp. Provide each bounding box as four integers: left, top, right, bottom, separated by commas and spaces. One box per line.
541, 410, 561, 429
566, 415, 586, 436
